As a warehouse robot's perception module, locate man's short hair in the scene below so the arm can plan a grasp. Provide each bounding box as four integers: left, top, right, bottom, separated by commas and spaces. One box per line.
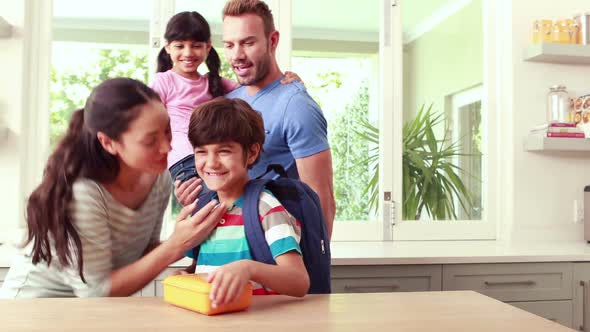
188, 97, 265, 166
222, 0, 275, 37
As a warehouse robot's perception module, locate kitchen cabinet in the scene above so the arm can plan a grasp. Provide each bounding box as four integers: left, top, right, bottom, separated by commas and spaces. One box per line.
333, 263, 575, 329
152, 268, 183, 298
510, 300, 573, 327
442, 263, 573, 302
0, 17, 11, 38
0, 267, 7, 289
0, 260, 583, 329
443, 263, 574, 329
574, 263, 590, 331
331, 265, 442, 293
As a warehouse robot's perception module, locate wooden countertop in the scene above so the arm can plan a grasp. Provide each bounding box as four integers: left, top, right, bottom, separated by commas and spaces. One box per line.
0, 291, 573, 331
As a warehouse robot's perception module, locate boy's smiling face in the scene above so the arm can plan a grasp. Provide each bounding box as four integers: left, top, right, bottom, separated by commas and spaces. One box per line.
194, 141, 260, 202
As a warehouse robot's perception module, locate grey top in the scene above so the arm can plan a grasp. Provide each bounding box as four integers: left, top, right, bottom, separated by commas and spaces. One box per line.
0, 173, 171, 298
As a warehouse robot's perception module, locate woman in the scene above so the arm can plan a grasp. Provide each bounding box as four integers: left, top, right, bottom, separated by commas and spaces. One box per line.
0, 78, 225, 298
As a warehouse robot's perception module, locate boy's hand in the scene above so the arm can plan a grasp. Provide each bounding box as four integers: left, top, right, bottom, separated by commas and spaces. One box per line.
207, 260, 253, 308
174, 178, 203, 206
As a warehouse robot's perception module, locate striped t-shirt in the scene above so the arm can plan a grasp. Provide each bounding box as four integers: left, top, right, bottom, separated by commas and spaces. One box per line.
0, 173, 171, 298
192, 191, 302, 295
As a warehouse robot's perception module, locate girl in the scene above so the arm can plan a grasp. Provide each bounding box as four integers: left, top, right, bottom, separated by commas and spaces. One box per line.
0, 78, 226, 298
151, 11, 300, 204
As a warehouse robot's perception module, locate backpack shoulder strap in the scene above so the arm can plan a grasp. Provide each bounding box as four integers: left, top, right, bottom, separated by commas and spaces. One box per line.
243, 179, 276, 265
194, 191, 217, 214
188, 190, 217, 260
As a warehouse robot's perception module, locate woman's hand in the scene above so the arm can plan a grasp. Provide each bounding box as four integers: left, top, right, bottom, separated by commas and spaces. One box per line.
207, 260, 253, 308
174, 177, 203, 206
281, 71, 304, 85
166, 199, 226, 259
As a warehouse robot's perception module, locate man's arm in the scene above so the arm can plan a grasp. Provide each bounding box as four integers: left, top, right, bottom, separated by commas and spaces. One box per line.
295, 150, 336, 239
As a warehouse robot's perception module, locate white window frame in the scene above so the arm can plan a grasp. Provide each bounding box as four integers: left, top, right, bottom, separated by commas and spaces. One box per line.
7, 0, 53, 243
392, 0, 499, 241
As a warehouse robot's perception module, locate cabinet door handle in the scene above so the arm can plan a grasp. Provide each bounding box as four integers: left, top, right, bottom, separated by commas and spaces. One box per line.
483, 280, 536, 286
344, 284, 400, 292
581, 280, 588, 332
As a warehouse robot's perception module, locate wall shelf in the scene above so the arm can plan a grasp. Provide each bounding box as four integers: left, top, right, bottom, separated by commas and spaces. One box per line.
524, 43, 590, 65
0, 17, 11, 38
524, 134, 590, 151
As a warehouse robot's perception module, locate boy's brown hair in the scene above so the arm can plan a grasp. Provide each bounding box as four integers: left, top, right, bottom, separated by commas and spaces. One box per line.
188, 97, 265, 167
222, 0, 275, 37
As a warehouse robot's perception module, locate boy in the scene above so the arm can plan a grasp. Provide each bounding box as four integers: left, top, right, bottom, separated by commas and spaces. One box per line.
184, 97, 310, 307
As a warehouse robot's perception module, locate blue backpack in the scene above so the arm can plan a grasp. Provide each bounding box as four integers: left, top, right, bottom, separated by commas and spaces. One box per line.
189, 165, 331, 294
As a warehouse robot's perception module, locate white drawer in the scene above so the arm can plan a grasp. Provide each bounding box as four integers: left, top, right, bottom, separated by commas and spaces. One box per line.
443, 263, 572, 301
509, 300, 572, 329
331, 265, 442, 293
155, 268, 183, 298
141, 281, 156, 297
0, 267, 7, 289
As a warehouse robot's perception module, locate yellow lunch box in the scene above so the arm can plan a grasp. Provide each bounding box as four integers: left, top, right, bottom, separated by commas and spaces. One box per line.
162, 274, 253, 315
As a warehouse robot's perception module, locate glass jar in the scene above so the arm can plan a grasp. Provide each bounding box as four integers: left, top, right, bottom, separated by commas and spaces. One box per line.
534, 19, 553, 43
547, 85, 571, 123
553, 20, 573, 43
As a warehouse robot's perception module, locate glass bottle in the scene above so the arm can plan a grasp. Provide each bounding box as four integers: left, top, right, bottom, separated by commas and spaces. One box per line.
547, 85, 571, 123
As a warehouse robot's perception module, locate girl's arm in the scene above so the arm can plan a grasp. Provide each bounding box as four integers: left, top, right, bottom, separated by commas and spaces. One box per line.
281, 71, 304, 85
221, 71, 303, 94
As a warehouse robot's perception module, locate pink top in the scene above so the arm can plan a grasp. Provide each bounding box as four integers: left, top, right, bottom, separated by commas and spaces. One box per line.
150, 70, 239, 168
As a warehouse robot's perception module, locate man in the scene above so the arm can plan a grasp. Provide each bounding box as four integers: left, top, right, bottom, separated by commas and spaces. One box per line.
221, 0, 335, 238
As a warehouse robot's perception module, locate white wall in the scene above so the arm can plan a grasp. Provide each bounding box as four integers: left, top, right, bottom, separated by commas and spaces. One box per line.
0, 3, 24, 236
506, 0, 590, 241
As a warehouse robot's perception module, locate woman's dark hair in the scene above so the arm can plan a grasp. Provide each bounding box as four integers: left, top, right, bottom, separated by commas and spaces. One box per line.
25, 77, 161, 282
156, 11, 223, 98
188, 97, 265, 167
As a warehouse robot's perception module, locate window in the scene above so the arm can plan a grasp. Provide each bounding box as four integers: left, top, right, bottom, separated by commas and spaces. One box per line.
29, 0, 497, 243
158, 0, 498, 241
289, 0, 387, 240
394, 0, 497, 240
50, 0, 151, 145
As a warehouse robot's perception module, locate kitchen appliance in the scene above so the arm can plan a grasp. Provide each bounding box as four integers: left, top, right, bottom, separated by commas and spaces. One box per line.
574, 12, 590, 44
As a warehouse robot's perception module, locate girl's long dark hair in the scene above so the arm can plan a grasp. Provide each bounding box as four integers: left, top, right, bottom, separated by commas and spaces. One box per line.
156, 11, 223, 98
25, 78, 161, 282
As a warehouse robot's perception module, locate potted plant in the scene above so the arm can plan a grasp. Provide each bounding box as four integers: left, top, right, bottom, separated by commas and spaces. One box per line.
354, 104, 477, 220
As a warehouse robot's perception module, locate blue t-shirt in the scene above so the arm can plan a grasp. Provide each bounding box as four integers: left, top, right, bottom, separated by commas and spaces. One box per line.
226, 77, 330, 179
